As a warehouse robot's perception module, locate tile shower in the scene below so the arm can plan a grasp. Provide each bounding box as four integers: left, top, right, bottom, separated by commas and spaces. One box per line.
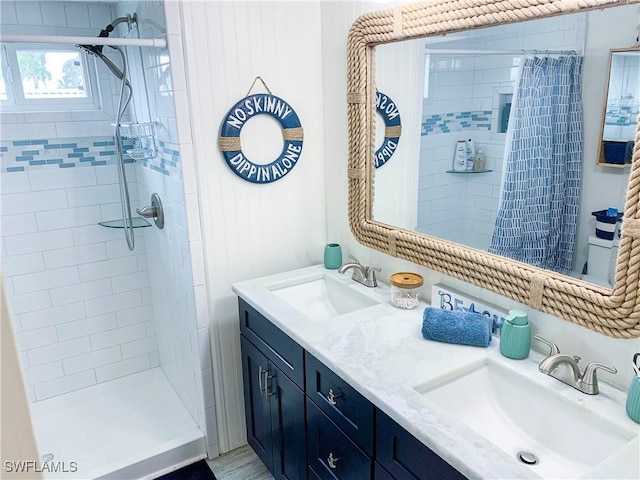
0, 0, 215, 477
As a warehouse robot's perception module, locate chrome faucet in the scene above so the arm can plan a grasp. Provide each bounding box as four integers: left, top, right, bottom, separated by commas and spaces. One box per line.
534, 334, 617, 395
338, 255, 381, 288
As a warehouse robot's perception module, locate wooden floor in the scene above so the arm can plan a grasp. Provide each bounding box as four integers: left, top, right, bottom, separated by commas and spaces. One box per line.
207, 445, 274, 480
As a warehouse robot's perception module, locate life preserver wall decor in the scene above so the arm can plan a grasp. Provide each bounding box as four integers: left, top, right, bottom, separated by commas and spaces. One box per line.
219, 92, 304, 184
375, 91, 401, 168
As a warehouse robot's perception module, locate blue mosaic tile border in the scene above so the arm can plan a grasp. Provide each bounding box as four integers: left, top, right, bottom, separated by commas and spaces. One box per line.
139, 140, 181, 178
1, 136, 181, 179
422, 110, 493, 136
1, 136, 135, 173
605, 108, 637, 127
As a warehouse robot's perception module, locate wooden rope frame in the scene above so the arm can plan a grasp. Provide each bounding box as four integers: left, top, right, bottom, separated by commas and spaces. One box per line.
347, 0, 640, 339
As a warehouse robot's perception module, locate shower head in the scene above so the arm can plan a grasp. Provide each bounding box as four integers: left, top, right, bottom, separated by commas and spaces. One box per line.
80, 45, 128, 81
76, 14, 137, 82
76, 13, 137, 56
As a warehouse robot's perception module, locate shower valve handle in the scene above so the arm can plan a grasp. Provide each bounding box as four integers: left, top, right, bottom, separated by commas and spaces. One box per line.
136, 205, 157, 218
136, 193, 164, 229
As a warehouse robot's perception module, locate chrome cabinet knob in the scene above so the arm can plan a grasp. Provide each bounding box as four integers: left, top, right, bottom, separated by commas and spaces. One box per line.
327, 452, 339, 469
326, 388, 341, 406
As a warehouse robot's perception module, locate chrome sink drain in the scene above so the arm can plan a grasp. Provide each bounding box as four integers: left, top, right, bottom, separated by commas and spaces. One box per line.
517, 451, 539, 465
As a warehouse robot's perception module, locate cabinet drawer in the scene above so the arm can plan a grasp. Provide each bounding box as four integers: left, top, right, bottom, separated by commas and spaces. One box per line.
376, 410, 466, 480
305, 353, 375, 456
307, 398, 372, 480
239, 298, 304, 388
374, 462, 395, 480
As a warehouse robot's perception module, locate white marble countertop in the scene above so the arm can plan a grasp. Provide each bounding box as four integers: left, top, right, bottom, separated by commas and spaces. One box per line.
232, 265, 640, 480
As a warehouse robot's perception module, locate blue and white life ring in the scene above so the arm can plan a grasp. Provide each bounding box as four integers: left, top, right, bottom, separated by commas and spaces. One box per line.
374, 91, 402, 168
218, 93, 304, 184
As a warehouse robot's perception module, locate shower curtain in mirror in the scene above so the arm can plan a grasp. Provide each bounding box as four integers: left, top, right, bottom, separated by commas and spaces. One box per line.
489, 55, 583, 274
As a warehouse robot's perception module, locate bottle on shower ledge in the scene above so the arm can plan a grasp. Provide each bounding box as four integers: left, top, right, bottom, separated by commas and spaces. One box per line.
465, 138, 476, 170
473, 148, 486, 171
453, 140, 467, 171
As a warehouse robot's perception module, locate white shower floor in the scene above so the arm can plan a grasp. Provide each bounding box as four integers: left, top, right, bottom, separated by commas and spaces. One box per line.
29, 368, 206, 480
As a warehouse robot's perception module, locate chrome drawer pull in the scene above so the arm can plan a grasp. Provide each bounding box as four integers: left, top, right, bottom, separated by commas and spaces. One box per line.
259, 366, 272, 397
326, 388, 341, 406
259, 366, 265, 397
327, 452, 339, 469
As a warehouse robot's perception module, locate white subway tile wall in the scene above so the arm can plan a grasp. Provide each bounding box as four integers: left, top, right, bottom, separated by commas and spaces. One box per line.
0, 154, 159, 401
115, 0, 216, 455
416, 14, 586, 251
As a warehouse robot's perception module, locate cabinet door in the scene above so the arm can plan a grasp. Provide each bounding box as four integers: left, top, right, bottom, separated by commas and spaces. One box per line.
269, 363, 306, 480
241, 336, 274, 473
376, 410, 466, 480
307, 399, 372, 480
238, 298, 305, 388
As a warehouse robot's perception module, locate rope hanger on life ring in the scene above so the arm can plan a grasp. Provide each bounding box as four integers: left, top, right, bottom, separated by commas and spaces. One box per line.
218, 77, 304, 184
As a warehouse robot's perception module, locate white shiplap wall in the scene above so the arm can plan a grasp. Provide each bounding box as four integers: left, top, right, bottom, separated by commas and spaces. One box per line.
178, 1, 327, 452
372, 39, 423, 231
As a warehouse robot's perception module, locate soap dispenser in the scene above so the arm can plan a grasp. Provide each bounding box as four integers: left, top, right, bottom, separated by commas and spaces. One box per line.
499, 310, 531, 360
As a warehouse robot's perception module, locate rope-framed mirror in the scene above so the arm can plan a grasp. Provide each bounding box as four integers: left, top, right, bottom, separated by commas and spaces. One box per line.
347, 0, 640, 338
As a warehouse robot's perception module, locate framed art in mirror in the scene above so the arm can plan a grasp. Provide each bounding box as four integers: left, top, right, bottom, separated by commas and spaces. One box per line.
346, 0, 640, 338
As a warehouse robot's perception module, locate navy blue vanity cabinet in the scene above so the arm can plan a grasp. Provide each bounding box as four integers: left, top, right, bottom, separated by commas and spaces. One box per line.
307, 398, 372, 480
239, 300, 306, 480
376, 410, 466, 480
238, 296, 470, 480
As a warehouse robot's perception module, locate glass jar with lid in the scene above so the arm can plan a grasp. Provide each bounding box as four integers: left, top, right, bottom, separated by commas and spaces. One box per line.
389, 272, 424, 309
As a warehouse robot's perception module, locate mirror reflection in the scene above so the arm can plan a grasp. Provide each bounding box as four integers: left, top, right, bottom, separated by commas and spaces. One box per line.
373, 6, 638, 289
598, 49, 640, 166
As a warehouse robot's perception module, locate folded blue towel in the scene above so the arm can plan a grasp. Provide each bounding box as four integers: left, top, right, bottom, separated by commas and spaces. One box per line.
422, 307, 491, 347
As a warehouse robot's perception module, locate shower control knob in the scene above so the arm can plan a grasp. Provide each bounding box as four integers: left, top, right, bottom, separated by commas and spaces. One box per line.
136, 205, 157, 218
136, 193, 164, 229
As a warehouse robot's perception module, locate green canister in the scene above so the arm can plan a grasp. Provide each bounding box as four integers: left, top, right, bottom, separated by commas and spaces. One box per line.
499, 310, 531, 360
626, 376, 640, 423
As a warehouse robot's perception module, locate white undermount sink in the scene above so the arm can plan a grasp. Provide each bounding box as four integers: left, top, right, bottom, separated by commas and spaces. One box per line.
415, 359, 637, 479
269, 273, 380, 320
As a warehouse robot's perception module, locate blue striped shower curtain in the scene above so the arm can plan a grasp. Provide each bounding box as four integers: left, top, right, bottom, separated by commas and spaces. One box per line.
489, 55, 583, 274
